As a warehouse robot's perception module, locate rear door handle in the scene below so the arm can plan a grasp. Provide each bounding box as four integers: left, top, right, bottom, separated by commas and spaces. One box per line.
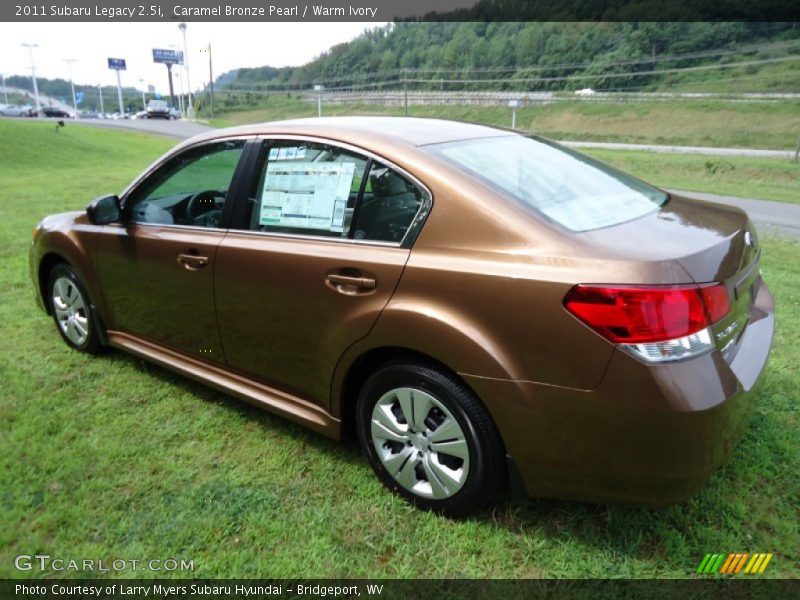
177, 252, 209, 270
326, 273, 376, 291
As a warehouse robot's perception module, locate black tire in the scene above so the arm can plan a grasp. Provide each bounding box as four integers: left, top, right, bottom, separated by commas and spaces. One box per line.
356, 360, 507, 517
47, 264, 104, 354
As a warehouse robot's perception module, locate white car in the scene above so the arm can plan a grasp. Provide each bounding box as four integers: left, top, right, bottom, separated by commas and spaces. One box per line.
574, 88, 596, 96
1, 104, 34, 117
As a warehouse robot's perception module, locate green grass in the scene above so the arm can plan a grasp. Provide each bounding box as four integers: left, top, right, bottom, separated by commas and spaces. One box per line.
207, 95, 800, 151
1, 119, 798, 579
583, 150, 800, 205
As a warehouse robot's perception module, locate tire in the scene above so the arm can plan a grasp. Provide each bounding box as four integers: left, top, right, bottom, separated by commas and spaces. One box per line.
47, 264, 104, 354
356, 361, 506, 517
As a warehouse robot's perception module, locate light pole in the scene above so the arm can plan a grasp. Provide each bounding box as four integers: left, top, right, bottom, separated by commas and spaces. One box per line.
175, 69, 184, 115
97, 83, 104, 115
0, 73, 7, 104
138, 77, 146, 111
314, 84, 324, 117
22, 43, 41, 117
178, 23, 193, 115
201, 43, 214, 118
64, 59, 78, 117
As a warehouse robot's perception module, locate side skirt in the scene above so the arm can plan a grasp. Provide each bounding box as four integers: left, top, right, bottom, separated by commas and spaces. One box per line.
107, 331, 341, 439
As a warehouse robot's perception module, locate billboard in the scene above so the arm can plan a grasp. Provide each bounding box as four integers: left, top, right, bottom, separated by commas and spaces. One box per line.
152, 49, 183, 65
107, 58, 126, 70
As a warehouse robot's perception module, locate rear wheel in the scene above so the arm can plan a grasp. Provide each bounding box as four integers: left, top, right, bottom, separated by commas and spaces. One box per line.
47, 264, 104, 354
356, 361, 506, 517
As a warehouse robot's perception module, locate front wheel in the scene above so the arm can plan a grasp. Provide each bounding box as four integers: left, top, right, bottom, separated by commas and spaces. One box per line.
356, 361, 507, 517
47, 264, 104, 354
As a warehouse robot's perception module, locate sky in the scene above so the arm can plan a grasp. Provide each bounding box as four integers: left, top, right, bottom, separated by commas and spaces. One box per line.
0, 22, 385, 94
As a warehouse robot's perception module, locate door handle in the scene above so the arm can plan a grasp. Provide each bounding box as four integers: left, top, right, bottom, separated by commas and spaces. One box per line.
177, 252, 209, 270
326, 273, 376, 293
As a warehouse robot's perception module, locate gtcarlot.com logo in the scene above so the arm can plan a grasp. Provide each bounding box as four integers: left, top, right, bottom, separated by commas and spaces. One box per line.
696, 553, 773, 575
14, 554, 195, 573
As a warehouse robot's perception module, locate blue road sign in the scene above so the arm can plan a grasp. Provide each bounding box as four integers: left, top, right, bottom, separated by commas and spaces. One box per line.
152, 48, 180, 64
107, 58, 126, 70
75, 91, 84, 105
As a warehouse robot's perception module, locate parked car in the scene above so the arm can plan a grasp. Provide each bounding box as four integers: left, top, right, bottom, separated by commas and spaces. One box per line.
132, 110, 148, 120
574, 88, 596, 95
29, 117, 774, 516
1, 104, 34, 117
169, 106, 181, 120
41, 106, 72, 118
146, 99, 170, 119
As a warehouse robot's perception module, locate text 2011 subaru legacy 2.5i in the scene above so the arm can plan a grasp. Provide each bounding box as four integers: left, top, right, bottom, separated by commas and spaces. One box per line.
30, 117, 774, 516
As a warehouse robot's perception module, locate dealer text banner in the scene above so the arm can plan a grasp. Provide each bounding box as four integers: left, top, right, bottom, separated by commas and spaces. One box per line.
3, 0, 799, 22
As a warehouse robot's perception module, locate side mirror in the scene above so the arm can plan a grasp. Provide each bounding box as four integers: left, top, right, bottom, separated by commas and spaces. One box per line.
86, 194, 120, 225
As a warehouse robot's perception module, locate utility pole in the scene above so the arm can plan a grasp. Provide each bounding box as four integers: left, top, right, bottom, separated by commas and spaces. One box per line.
1, 74, 8, 104
22, 43, 41, 117
64, 59, 78, 117
97, 83, 104, 114
206, 43, 214, 117
178, 23, 193, 116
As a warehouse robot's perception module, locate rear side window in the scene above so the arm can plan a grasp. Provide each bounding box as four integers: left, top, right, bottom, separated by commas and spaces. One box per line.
243, 141, 424, 243
426, 135, 667, 232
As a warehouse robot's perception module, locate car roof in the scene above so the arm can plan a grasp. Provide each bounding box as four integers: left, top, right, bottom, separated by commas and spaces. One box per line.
191, 117, 514, 148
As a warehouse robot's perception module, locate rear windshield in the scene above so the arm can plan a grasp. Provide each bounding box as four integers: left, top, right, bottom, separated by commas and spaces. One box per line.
425, 135, 667, 232
148, 100, 168, 109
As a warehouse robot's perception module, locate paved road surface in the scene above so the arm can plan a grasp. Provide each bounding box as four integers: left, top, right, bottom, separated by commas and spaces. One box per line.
72, 117, 213, 139
68, 118, 800, 239
559, 140, 796, 160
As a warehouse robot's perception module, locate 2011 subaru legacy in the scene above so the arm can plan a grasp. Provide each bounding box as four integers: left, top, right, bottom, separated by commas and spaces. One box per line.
30, 118, 774, 516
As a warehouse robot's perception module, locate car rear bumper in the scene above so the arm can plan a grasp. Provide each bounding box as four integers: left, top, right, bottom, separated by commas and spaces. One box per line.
463, 277, 775, 506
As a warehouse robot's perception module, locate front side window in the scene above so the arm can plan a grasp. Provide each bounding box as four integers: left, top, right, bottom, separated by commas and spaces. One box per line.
425, 135, 667, 232
126, 139, 245, 228
244, 141, 424, 243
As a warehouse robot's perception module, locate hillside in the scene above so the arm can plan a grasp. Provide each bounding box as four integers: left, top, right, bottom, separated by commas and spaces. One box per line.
223, 22, 800, 93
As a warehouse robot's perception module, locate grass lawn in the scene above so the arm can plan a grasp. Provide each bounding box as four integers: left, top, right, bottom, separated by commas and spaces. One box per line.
207, 96, 800, 150
583, 149, 800, 205
0, 119, 798, 579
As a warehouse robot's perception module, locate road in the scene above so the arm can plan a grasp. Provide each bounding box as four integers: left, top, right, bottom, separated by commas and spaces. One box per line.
559, 140, 796, 160
72, 117, 213, 139
68, 117, 800, 239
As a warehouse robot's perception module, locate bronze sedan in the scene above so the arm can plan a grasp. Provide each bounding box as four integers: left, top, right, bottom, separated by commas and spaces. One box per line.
30, 118, 775, 516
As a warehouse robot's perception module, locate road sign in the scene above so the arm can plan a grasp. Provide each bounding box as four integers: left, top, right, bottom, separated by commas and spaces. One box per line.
147, 85, 156, 94
75, 91, 84, 105
152, 48, 182, 64
107, 58, 126, 70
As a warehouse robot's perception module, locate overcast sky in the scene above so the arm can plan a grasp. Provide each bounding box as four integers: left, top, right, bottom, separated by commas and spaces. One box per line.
0, 22, 385, 94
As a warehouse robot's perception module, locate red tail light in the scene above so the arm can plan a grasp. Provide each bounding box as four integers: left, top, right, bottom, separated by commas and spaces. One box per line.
564, 283, 730, 344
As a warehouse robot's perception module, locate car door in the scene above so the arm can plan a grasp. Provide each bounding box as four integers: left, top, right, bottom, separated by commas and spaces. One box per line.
214, 138, 430, 407
95, 138, 250, 363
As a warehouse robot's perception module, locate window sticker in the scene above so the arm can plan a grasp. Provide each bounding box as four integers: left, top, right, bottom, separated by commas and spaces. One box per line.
259, 161, 356, 233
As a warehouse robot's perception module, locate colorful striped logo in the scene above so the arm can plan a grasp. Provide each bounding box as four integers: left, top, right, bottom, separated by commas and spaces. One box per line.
696, 553, 773, 575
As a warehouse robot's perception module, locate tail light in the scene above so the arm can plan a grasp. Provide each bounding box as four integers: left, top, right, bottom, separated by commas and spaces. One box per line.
564, 283, 730, 362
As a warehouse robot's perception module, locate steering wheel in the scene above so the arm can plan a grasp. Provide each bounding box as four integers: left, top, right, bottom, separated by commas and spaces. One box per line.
186, 189, 225, 225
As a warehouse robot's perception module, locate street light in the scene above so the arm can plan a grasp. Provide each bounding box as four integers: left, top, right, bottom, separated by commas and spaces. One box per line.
22, 43, 41, 117
64, 59, 77, 118
0, 73, 7, 104
314, 84, 324, 117
97, 82, 104, 115
178, 23, 193, 116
